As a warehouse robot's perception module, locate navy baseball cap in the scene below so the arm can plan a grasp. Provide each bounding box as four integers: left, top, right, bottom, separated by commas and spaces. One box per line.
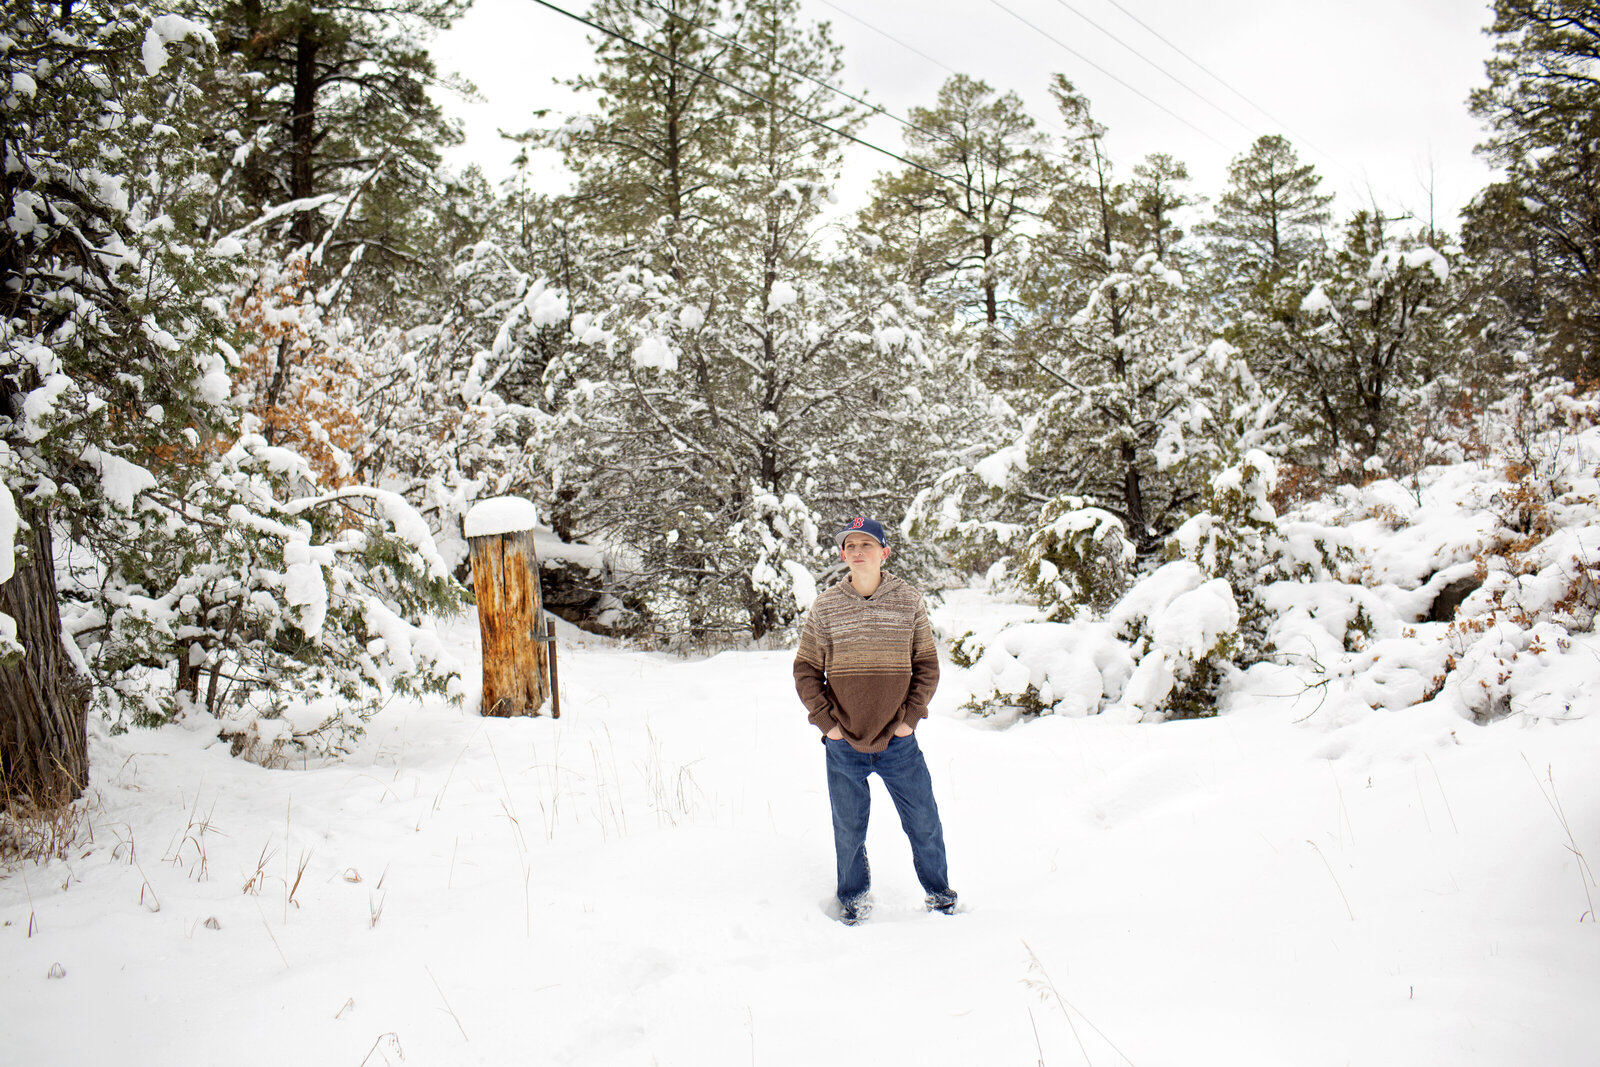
836, 516, 888, 548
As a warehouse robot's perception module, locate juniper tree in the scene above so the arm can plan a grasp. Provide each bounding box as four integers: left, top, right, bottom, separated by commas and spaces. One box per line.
2, 2, 235, 800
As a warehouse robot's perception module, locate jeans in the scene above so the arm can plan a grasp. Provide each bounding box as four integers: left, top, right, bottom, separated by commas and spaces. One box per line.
824, 732, 955, 909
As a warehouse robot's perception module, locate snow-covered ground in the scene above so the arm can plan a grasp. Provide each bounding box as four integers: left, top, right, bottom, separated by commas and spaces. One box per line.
3, 595, 1597, 1066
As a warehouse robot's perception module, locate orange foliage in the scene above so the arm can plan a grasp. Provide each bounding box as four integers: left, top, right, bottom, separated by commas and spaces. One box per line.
232, 259, 366, 487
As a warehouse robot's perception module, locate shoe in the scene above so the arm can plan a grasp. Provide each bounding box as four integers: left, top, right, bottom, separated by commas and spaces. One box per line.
839, 896, 872, 926
925, 892, 958, 915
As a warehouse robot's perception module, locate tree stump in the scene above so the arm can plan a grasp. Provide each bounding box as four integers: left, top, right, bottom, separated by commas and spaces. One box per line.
465, 499, 551, 717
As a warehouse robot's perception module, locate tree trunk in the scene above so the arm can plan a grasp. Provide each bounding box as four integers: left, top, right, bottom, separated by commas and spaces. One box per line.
289, 25, 319, 247
0, 507, 88, 806
468, 529, 551, 717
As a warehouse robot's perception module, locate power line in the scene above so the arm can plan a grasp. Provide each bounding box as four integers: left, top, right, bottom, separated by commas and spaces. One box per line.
809, 0, 1122, 174
524, 0, 1049, 220
641, 0, 1079, 206
638, 0, 951, 152
1098, 0, 1331, 161
986, 0, 1230, 150
813, 0, 960, 78
1047, 0, 1261, 141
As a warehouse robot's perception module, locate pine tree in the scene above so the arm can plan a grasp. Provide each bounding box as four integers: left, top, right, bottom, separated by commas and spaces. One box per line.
1467, 0, 1600, 378
859, 74, 1048, 370
539, 0, 951, 642
550, 0, 743, 279
1201, 134, 1333, 334
1272, 211, 1458, 481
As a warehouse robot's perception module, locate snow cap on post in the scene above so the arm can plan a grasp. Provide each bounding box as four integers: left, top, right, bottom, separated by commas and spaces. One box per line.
835, 516, 887, 548
464, 496, 540, 540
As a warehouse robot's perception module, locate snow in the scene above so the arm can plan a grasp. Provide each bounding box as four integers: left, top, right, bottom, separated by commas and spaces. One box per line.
768, 280, 798, 308
631, 335, 678, 372
0, 477, 15, 584
4, 601, 1597, 1066
80, 444, 156, 510
282, 538, 328, 639
973, 444, 1026, 488
140, 16, 214, 78
781, 558, 818, 611
463, 496, 540, 539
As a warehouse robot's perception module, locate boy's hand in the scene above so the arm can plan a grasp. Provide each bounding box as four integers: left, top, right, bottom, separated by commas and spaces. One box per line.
827, 726, 844, 740
893, 722, 914, 737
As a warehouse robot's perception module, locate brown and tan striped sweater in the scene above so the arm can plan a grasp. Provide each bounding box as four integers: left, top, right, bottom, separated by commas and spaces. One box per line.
793, 571, 940, 753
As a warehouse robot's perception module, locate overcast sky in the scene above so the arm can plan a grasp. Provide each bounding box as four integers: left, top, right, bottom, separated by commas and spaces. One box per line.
428, 0, 1500, 230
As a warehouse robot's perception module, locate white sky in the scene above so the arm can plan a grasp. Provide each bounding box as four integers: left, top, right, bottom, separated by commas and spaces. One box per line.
429, 0, 1500, 231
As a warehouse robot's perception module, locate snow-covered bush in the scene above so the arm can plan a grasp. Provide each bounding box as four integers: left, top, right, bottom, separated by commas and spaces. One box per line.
1018, 496, 1134, 620
68, 433, 468, 761
1109, 563, 1240, 719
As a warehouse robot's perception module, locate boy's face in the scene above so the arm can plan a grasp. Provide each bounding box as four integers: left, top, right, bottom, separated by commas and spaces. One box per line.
840, 533, 890, 569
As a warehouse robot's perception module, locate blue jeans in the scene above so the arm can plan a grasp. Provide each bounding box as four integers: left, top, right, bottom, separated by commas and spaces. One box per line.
824, 733, 955, 909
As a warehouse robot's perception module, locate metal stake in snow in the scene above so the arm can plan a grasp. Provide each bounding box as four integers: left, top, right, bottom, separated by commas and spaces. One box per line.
464, 497, 556, 718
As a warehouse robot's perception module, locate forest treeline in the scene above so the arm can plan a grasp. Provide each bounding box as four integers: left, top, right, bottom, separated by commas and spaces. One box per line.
2, 0, 1596, 796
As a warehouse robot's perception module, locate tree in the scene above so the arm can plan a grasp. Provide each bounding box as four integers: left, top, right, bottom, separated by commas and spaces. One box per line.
859, 74, 1049, 366
2, 2, 234, 802
550, 0, 743, 279
1201, 134, 1333, 333
1467, 0, 1600, 378
1273, 211, 1458, 480
201, 0, 469, 258
914, 80, 1283, 601
537, 0, 955, 642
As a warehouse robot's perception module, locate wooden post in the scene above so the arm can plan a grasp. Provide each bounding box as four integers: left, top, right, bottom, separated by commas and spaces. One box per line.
465, 499, 551, 717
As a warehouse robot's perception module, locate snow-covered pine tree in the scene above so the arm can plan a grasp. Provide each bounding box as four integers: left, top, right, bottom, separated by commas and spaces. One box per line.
858, 74, 1049, 384
1467, 0, 1600, 380
2, 2, 235, 800
538, 0, 951, 642
1199, 134, 1333, 335
551, 0, 742, 281
911, 80, 1283, 599
1019, 82, 1253, 561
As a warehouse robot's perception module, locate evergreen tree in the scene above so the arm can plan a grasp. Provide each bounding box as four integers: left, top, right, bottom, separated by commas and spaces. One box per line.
2, 1, 234, 800
1273, 211, 1458, 481
1467, 0, 1600, 378
914, 79, 1282, 604
859, 74, 1049, 371
540, 0, 952, 642
1201, 134, 1332, 333
550, 0, 743, 279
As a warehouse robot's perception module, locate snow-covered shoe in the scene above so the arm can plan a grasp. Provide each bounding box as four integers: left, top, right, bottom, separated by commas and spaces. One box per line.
925, 892, 958, 915
839, 896, 872, 926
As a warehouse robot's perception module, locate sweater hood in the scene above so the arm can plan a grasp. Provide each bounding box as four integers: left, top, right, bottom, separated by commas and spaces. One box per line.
837, 570, 905, 601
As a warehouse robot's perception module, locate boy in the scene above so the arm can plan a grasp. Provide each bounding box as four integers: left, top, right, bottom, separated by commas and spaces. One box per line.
793, 516, 957, 925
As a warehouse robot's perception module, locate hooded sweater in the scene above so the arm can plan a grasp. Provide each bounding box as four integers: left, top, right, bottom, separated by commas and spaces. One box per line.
793, 571, 940, 753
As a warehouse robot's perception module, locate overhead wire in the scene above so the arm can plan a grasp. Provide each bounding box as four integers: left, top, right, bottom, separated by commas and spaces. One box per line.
524, 0, 1051, 220
1046, 0, 1261, 141
985, 0, 1230, 150
809, 0, 1125, 176
639, 0, 953, 151
1098, 0, 1332, 162
639, 0, 1071, 206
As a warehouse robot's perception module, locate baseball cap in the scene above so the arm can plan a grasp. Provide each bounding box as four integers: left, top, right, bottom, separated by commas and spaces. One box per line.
835, 516, 888, 548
